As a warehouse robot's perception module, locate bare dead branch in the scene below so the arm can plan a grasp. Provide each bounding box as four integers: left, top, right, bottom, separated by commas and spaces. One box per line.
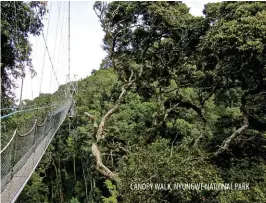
215, 116, 249, 156
85, 72, 134, 181
169, 134, 178, 159
84, 112, 95, 121
96, 71, 134, 141
91, 143, 116, 179
163, 103, 179, 121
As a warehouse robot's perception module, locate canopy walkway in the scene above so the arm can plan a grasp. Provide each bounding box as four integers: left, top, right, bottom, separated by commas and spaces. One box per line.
1, 101, 71, 203
0, 2, 77, 202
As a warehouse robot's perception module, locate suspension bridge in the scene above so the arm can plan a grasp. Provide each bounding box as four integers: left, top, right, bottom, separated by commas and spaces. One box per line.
1, 2, 76, 202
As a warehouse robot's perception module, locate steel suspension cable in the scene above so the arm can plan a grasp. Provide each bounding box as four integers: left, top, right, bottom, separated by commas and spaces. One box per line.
1, 104, 60, 119
39, 2, 52, 95
56, 2, 67, 78
31, 7, 42, 100
21, 4, 35, 105
13, 2, 24, 106
49, 2, 62, 92
41, 30, 60, 87
1, 103, 54, 111
68, 1, 71, 79
58, 6, 68, 78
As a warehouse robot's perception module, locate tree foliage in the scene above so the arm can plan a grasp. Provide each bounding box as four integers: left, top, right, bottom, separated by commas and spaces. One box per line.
11, 1, 266, 203
1, 1, 47, 105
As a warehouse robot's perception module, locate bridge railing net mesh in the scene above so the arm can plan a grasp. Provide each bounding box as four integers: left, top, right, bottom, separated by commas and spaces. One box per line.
0, 102, 70, 193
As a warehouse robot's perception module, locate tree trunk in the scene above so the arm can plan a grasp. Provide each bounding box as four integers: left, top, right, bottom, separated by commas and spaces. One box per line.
91, 143, 116, 179
85, 72, 134, 181
81, 161, 88, 202
73, 155, 76, 183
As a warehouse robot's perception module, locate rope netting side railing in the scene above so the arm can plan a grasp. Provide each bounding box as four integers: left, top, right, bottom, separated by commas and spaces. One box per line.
0, 101, 71, 198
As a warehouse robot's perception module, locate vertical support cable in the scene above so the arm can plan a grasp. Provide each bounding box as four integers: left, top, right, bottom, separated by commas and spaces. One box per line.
68, 1, 70, 81
14, 2, 24, 107
49, 1, 62, 93
20, 4, 34, 105
39, 2, 53, 95
19, 75, 24, 106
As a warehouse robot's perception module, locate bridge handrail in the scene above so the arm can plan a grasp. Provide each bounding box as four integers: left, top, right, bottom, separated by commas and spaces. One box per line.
0, 101, 69, 154
0, 101, 71, 182
0, 129, 17, 154
17, 120, 38, 137
37, 116, 48, 127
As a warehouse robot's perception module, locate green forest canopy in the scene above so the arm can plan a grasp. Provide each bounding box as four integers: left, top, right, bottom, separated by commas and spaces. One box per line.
2, 1, 266, 203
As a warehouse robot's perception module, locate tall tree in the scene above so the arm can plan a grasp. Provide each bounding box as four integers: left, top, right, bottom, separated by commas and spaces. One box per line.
199, 2, 266, 156
15, 2, 266, 203
1, 1, 47, 106
93, 1, 208, 135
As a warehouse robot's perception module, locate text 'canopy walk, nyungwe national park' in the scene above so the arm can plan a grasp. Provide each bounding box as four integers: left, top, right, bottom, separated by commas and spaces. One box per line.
1, 1, 266, 203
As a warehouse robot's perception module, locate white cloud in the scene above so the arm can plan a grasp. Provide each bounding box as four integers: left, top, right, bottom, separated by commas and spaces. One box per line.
183, 0, 222, 16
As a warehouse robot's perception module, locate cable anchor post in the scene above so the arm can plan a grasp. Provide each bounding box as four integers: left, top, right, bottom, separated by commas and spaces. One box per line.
68, 75, 78, 118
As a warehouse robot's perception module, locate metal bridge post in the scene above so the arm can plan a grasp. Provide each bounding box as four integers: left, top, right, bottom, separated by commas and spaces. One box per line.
11, 133, 17, 179
8, 132, 18, 202
32, 122, 37, 167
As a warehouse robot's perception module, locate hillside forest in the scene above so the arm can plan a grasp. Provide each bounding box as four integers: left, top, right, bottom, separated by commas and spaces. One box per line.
1, 1, 266, 203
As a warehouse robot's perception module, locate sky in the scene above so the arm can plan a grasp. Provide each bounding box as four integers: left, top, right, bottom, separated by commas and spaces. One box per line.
16, 0, 220, 102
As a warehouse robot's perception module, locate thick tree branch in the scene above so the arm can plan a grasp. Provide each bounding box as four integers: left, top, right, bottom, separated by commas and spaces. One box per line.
165, 97, 207, 123
91, 143, 117, 179
84, 112, 95, 121
96, 71, 134, 141
214, 85, 258, 156
200, 85, 219, 107
215, 116, 249, 156
85, 71, 134, 181
96, 102, 121, 141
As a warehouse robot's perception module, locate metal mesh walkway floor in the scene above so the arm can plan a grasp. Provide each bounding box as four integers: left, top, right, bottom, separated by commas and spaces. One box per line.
1, 104, 70, 203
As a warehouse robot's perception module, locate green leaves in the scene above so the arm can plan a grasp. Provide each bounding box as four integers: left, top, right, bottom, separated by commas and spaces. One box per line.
119, 139, 222, 202
1, 1, 47, 105
16, 173, 49, 203
15, 2, 266, 202
102, 180, 119, 203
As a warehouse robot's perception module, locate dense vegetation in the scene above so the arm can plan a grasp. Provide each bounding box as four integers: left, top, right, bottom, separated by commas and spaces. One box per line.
1, 1, 47, 106
1, 1, 266, 203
